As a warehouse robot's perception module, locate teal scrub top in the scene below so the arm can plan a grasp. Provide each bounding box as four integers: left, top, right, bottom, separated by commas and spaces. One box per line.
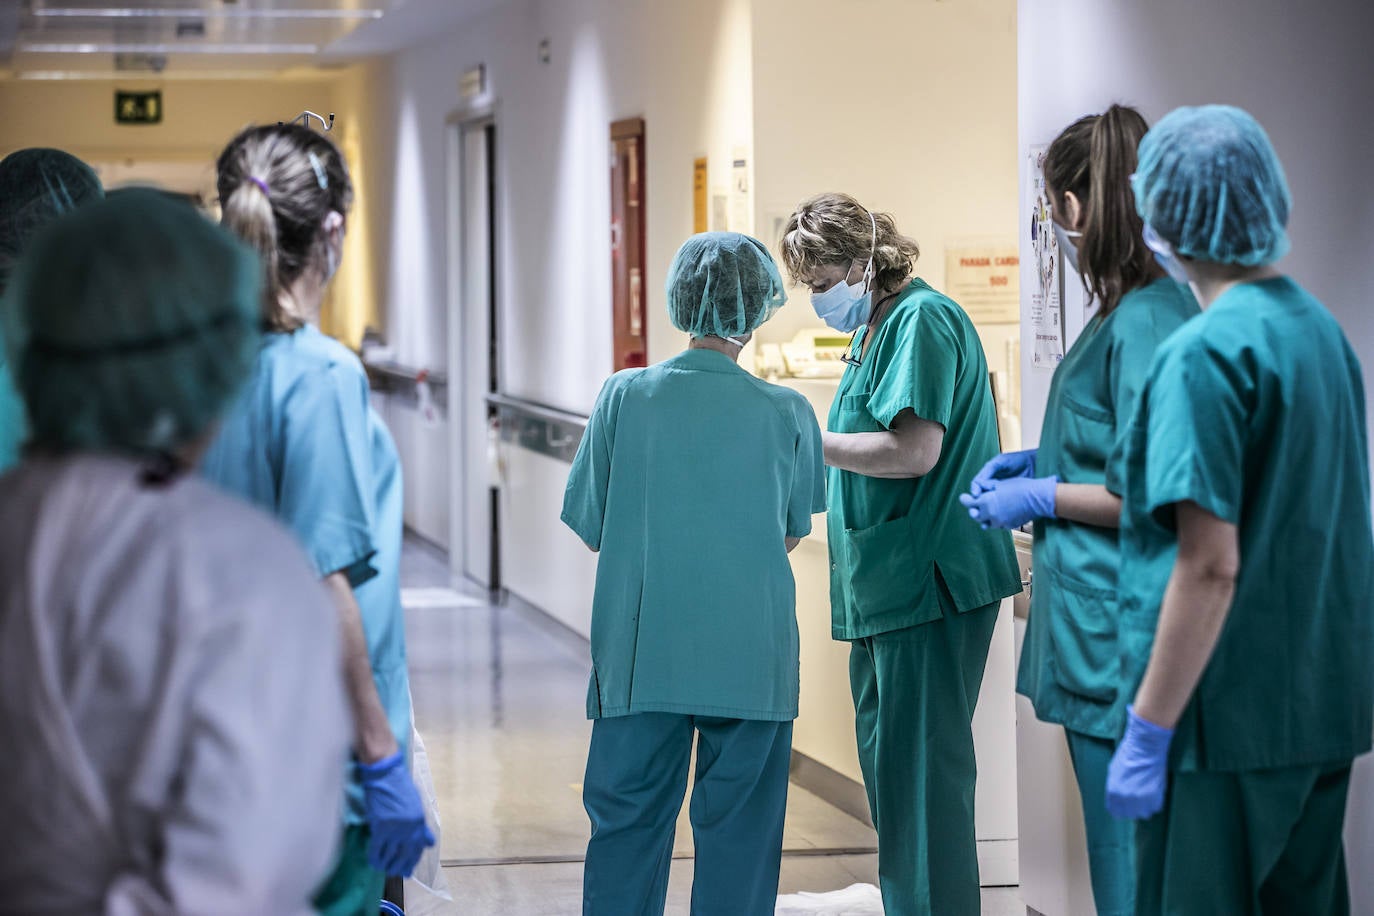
1017, 279, 1198, 740
827, 279, 1021, 640
561, 348, 826, 722
0, 350, 21, 474
1115, 277, 1374, 772
201, 325, 413, 820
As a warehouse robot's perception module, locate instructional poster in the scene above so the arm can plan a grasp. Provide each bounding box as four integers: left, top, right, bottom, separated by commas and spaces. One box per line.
1026, 145, 1065, 369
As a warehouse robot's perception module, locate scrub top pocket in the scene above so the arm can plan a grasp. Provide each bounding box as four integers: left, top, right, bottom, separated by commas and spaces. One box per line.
1044, 568, 1121, 704
841, 514, 931, 624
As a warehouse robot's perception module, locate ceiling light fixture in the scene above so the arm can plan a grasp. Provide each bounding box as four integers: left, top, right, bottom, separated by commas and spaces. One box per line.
32, 7, 385, 19
19, 41, 321, 54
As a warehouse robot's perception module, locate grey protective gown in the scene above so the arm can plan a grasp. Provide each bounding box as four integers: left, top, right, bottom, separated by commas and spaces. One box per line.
0, 454, 351, 914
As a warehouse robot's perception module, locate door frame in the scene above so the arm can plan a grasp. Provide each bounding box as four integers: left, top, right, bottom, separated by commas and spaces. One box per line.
445, 102, 500, 584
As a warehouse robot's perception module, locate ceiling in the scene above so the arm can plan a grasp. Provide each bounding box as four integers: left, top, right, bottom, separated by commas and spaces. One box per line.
0, 0, 508, 79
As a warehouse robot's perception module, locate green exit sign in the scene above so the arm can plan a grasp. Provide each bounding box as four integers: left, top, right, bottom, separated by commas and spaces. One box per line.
115, 91, 162, 125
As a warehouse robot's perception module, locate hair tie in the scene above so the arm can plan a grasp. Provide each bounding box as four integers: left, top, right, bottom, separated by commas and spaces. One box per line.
308, 151, 329, 190
246, 176, 270, 197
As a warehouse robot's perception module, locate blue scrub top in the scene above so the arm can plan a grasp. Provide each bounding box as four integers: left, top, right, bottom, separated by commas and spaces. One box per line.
202, 324, 413, 821
562, 348, 827, 722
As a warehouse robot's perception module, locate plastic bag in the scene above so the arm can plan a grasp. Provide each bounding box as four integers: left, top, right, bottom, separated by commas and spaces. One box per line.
407, 727, 452, 901
775, 883, 884, 915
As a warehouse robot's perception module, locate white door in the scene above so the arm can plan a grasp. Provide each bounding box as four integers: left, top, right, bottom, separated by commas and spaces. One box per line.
449, 116, 499, 587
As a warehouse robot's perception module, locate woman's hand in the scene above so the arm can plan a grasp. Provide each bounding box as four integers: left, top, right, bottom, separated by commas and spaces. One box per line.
969, 448, 1037, 495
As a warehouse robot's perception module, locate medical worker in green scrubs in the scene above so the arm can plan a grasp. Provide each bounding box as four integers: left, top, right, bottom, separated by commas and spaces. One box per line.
959, 106, 1197, 916
781, 194, 1021, 915
204, 124, 432, 915
563, 232, 826, 916
0, 148, 103, 472
1106, 105, 1374, 915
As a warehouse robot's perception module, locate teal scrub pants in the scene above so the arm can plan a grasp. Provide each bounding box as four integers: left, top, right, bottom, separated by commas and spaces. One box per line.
582, 713, 793, 916
1136, 760, 1353, 916
1065, 729, 1135, 916
313, 824, 385, 916
849, 600, 999, 916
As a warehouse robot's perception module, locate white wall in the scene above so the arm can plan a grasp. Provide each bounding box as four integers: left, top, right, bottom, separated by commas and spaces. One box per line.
750, 0, 1020, 350
1017, 3, 1374, 913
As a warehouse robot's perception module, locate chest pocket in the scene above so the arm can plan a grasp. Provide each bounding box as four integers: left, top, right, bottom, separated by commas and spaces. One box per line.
1048, 395, 1115, 485
833, 392, 885, 434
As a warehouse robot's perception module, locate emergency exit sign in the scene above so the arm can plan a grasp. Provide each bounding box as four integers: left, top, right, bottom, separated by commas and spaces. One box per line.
115, 91, 162, 125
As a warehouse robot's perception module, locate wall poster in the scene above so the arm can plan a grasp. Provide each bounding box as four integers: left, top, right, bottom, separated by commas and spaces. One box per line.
1026, 145, 1065, 370
945, 244, 1020, 324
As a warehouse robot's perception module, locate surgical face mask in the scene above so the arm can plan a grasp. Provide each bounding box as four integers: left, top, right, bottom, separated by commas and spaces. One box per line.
724, 335, 748, 350
809, 211, 878, 333
1142, 223, 1192, 286
1052, 221, 1083, 274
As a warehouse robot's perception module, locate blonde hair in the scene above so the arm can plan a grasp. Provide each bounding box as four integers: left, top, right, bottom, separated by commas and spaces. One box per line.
780, 193, 919, 292
215, 124, 353, 333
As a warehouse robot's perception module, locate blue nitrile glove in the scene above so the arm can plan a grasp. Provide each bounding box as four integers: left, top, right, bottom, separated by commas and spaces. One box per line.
959, 475, 1058, 529
969, 448, 1038, 496
358, 751, 435, 877
1106, 706, 1174, 820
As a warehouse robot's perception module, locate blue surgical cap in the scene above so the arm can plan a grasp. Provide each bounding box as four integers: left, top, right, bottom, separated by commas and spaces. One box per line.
4, 189, 262, 456
666, 232, 787, 339
1132, 105, 1291, 266
0, 148, 103, 293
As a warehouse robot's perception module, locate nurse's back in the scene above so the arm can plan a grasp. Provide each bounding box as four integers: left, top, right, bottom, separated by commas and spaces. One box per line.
203, 325, 369, 525
0, 458, 348, 914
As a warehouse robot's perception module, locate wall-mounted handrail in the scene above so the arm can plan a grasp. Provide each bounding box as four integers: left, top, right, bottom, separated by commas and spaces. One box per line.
364, 359, 448, 411
484, 393, 588, 429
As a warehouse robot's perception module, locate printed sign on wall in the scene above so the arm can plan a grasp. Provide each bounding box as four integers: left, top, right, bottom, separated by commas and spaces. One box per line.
945, 246, 1020, 324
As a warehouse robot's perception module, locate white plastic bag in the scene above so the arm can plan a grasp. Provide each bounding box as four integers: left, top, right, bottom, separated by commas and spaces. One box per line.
775, 883, 884, 915
407, 727, 452, 901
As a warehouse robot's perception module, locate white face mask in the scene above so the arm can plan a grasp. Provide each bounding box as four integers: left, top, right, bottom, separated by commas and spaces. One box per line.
808, 211, 877, 333
1053, 221, 1083, 274
321, 210, 344, 284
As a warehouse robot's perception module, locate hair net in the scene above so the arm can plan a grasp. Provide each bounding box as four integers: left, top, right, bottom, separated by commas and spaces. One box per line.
0, 148, 103, 292
3, 188, 262, 456
666, 232, 787, 338
1132, 105, 1291, 266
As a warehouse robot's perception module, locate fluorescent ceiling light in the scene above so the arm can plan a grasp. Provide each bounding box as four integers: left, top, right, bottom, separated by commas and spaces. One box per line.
33, 7, 385, 18
19, 41, 321, 54
13, 69, 290, 80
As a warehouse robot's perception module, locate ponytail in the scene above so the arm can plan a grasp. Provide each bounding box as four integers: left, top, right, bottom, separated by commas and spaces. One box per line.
215, 123, 353, 333
220, 178, 288, 329
1045, 104, 1155, 316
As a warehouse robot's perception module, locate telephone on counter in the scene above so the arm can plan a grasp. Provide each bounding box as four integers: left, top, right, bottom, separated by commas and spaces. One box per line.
779, 329, 852, 379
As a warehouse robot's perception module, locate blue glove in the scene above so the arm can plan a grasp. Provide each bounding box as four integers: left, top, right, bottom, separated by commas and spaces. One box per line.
359, 751, 435, 877
970, 448, 1038, 496
1105, 706, 1174, 820
959, 475, 1058, 529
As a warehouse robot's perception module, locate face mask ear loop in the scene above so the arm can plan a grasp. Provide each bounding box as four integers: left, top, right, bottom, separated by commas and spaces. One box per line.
863, 210, 878, 291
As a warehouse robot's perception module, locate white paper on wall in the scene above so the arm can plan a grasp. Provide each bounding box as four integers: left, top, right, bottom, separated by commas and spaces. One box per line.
1025, 145, 1065, 370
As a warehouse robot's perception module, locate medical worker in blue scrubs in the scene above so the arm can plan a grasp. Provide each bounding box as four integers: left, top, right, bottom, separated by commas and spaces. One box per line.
0, 148, 103, 472
1106, 105, 1374, 915
204, 123, 432, 916
960, 106, 1197, 916
563, 232, 826, 915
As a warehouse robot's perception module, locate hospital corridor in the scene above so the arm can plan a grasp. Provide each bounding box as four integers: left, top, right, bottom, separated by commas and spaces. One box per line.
1, 1, 1373, 915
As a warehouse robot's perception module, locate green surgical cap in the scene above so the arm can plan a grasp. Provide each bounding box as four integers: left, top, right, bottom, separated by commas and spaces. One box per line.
1133, 105, 1291, 266
666, 232, 787, 339
3, 188, 262, 456
0, 148, 104, 292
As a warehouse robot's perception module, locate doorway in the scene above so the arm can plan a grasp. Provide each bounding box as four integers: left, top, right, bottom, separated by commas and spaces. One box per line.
447, 111, 501, 590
